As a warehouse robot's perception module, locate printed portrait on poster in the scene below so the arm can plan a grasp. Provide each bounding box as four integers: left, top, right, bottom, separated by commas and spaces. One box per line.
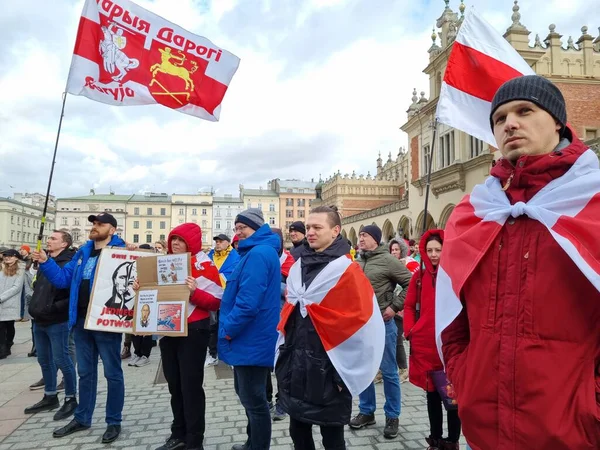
104, 260, 136, 318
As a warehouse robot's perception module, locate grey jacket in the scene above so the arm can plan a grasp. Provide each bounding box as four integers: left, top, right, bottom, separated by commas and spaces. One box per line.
0, 269, 25, 321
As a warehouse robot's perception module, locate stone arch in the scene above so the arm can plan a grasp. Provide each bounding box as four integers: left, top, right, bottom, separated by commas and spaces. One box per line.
438, 204, 456, 229
414, 210, 436, 236
397, 216, 410, 240
341, 229, 348, 240
348, 227, 357, 246
381, 219, 395, 243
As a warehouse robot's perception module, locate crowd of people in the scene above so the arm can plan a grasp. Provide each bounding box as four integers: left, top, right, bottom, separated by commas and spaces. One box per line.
0, 75, 598, 449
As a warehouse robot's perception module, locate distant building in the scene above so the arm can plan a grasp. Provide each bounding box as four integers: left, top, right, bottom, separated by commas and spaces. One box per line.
171, 193, 214, 246
13, 193, 56, 209
126, 193, 172, 245
213, 194, 244, 240
269, 179, 317, 246
0, 198, 56, 249
240, 185, 279, 228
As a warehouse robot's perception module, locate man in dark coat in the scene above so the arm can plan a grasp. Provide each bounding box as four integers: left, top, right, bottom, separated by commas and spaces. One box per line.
288, 221, 307, 260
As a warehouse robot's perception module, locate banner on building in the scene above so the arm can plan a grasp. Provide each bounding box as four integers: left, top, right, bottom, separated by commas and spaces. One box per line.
84, 247, 152, 333
132, 253, 191, 337
66, 0, 241, 121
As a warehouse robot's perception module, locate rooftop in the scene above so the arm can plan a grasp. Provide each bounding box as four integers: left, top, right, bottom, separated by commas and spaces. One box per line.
58, 194, 134, 202
129, 194, 172, 203
242, 189, 278, 197
213, 196, 243, 203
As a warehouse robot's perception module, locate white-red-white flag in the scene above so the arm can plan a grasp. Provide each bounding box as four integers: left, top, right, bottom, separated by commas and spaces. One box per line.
66, 0, 240, 121
436, 8, 535, 147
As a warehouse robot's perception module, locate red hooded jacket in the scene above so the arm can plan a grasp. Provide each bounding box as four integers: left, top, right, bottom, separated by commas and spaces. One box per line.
441, 136, 600, 449
404, 229, 445, 392
168, 223, 222, 324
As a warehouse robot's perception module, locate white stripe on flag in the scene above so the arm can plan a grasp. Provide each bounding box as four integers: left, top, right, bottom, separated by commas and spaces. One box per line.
435, 266, 464, 364
195, 276, 224, 299
325, 295, 384, 397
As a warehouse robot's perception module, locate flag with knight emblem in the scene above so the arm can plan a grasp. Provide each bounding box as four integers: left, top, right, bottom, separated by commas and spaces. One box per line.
66, 0, 240, 121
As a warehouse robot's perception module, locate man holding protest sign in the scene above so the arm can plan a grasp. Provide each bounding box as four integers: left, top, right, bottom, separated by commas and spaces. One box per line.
32, 212, 126, 444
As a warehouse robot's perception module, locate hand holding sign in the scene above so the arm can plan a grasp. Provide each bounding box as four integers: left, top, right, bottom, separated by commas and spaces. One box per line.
185, 276, 197, 294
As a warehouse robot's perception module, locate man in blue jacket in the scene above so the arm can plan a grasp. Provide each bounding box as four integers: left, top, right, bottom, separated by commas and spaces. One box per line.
218, 208, 280, 450
32, 213, 125, 444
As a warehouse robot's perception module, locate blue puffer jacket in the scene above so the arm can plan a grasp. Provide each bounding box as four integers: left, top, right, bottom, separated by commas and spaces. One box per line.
218, 224, 281, 367
39, 235, 126, 328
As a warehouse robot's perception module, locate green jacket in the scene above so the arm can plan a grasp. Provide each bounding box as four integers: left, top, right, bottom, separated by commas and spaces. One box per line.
358, 244, 412, 313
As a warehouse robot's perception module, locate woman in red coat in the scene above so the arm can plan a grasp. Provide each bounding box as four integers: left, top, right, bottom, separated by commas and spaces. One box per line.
404, 229, 461, 450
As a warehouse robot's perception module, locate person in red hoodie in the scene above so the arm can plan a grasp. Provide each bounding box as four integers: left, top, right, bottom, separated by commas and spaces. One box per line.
139, 223, 223, 450
441, 75, 600, 449
404, 230, 460, 450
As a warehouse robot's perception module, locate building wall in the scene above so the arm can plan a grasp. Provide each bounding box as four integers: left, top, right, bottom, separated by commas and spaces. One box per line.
242, 194, 279, 227
213, 199, 243, 239
171, 194, 213, 246
126, 197, 171, 245
0, 199, 55, 249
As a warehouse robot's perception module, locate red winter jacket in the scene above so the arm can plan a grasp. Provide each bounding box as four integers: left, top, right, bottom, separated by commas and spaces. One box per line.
404, 229, 445, 392
168, 223, 221, 324
442, 136, 600, 450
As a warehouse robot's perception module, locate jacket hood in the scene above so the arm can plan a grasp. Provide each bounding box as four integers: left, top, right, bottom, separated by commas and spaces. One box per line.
168, 223, 202, 255
297, 234, 350, 264
419, 229, 444, 273
360, 243, 389, 260
237, 223, 281, 256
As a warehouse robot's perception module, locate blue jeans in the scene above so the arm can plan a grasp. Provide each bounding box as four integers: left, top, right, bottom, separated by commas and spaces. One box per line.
73, 317, 124, 426
358, 319, 401, 419
234, 366, 272, 450
34, 321, 77, 397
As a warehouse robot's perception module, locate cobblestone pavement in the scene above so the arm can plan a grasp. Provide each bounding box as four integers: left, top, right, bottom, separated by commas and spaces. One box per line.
0, 322, 468, 449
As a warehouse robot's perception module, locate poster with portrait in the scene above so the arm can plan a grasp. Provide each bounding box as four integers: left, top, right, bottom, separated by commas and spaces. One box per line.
132, 253, 190, 337
84, 247, 153, 333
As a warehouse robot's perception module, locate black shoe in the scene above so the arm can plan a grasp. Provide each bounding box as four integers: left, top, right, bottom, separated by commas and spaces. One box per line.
231, 444, 248, 450
24, 394, 59, 414
349, 413, 376, 429
28, 348, 37, 357
102, 425, 121, 444
383, 417, 399, 439
0, 346, 9, 359
53, 397, 78, 421
155, 437, 186, 450
56, 379, 65, 392
53, 419, 90, 438
29, 378, 45, 390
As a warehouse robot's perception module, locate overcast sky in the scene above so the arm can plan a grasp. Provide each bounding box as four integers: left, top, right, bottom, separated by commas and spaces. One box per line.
0, 0, 593, 199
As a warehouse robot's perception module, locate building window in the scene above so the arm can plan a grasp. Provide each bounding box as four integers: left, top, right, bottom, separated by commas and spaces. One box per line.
17, 217, 20, 225
226, 221, 231, 230
202, 235, 207, 243
269, 203, 275, 212
73, 218, 80, 226
179, 219, 184, 224
160, 234, 166, 240
247, 202, 251, 209
10, 215, 14, 224
285, 221, 292, 229
439, 130, 455, 169
298, 210, 305, 218
585, 128, 598, 140
216, 221, 221, 229
146, 234, 152, 243
286, 198, 293, 207
179, 208, 184, 215
257, 203, 262, 210
72, 231, 80, 242
226, 209, 231, 217
202, 209, 207, 215
297, 199, 305, 207
202, 220, 207, 228
469, 136, 484, 159
423, 144, 431, 176
286, 210, 294, 218
161, 208, 166, 216
61, 217, 68, 226
269, 217, 276, 225
133, 221, 140, 229
11, 230, 15, 240
134, 207, 140, 215
147, 207, 153, 215
160, 221, 166, 229
192, 208, 197, 215
215, 208, 221, 217
146, 221, 152, 229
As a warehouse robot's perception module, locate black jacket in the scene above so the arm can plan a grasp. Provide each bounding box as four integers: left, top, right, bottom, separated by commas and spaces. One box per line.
276, 235, 353, 426
289, 238, 308, 260
28, 249, 75, 325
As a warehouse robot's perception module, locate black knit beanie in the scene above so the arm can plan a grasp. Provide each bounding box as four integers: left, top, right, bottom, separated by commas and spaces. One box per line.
490, 75, 566, 135
361, 225, 382, 245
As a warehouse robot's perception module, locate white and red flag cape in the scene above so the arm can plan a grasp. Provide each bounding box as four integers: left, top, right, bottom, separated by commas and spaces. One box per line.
275, 256, 384, 397
190, 251, 224, 320
436, 8, 535, 147
66, 0, 240, 121
435, 149, 600, 362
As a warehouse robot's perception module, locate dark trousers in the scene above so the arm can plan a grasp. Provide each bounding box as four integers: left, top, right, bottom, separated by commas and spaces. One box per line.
394, 317, 407, 370
0, 320, 16, 350
123, 333, 133, 348
289, 417, 346, 450
234, 366, 271, 450
426, 390, 461, 443
207, 311, 218, 358
160, 328, 209, 448
132, 335, 153, 358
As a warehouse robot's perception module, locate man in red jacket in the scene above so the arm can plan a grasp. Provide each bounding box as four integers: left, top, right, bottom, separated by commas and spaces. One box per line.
441, 75, 600, 449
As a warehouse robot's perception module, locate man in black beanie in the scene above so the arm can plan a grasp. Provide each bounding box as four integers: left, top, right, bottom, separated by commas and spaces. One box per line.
440, 75, 600, 450
288, 221, 307, 260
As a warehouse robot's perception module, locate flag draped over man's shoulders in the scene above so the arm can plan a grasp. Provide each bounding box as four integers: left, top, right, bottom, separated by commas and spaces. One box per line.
435, 147, 600, 361
436, 8, 535, 147
275, 256, 384, 397
66, 0, 240, 121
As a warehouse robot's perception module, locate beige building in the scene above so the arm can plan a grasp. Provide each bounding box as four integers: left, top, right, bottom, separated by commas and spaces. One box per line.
213, 195, 244, 240
13, 193, 56, 210
269, 179, 316, 246
56, 193, 130, 247
0, 197, 56, 249
240, 186, 279, 228
126, 193, 172, 245
171, 193, 213, 246
341, 1, 600, 244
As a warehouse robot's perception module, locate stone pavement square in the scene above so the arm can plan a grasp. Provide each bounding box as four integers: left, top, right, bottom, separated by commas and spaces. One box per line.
0, 322, 468, 449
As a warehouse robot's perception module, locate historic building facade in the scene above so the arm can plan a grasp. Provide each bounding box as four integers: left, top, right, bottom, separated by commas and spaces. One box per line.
341, 1, 600, 245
